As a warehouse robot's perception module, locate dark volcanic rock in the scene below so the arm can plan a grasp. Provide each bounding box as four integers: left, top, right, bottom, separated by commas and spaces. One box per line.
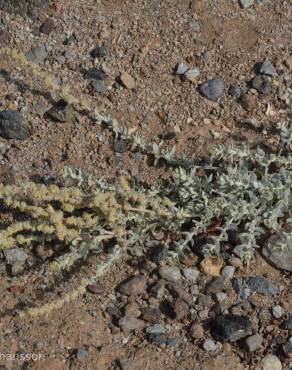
211, 314, 252, 342
91, 44, 107, 59
91, 80, 108, 93
40, 19, 55, 35
113, 140, 127, 153
251, 75, 271, 94
0, 110, 30, 140
199, 78, 225, 101
206, 276, 225, 294
85, 68, 106, 81
150, 245, 168, 262
247, 276, 279, 296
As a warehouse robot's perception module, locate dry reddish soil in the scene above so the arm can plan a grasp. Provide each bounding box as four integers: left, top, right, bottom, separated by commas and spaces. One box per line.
0, 1, 291, 369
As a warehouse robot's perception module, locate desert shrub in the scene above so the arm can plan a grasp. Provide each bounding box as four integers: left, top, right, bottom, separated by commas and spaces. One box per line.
0, 47, 291, 316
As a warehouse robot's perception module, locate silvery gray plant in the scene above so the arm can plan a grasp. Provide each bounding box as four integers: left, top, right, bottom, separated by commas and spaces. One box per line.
63, 118, 291, 262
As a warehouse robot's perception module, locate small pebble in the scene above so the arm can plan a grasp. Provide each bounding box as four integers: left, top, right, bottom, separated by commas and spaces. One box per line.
200, 78, 225, 101
245, 334, 263, 352
260, 59, 277, 76
75, 348, 88, 360
146, 324, 166, 335
4, 248, 28, 264
176, 63, 188, 75
86, 283, 104, 295
183, 68, 200, 82
182, 267, 200, 282
211, 314, 252, 342
113, 140, 127, 153
239, 0, 254, 9
261, 355, 282, 370
272, 305, 284, 319
91, 44, 107, 58
283, 343, 292, 359
228, 85, 241, 97
281, 315, 292, 330
119, 275, 146, 296
86, 68, 106, 81
150, 245, 167, 263
118, 316, 145, 333
190, 323, 204, 339
221, 266, 235, 279
119, 72, 136, 89
39, 18, 55, 35
240, 93, 257, 111
251, 75, 271, 94
284, 56, 292, 70
203, 338, 217, 352
216, 292, 227, 303
91, 80, 108, 93
206, 276, 225, 294
159, 266, 181, 282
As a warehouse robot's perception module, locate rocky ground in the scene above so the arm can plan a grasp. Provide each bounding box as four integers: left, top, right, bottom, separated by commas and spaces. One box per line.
0, 0, 291, 369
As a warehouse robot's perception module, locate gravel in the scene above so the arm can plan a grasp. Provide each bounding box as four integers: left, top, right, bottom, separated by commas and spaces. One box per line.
199, 78, 225, 101
216, 292, 227, 303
